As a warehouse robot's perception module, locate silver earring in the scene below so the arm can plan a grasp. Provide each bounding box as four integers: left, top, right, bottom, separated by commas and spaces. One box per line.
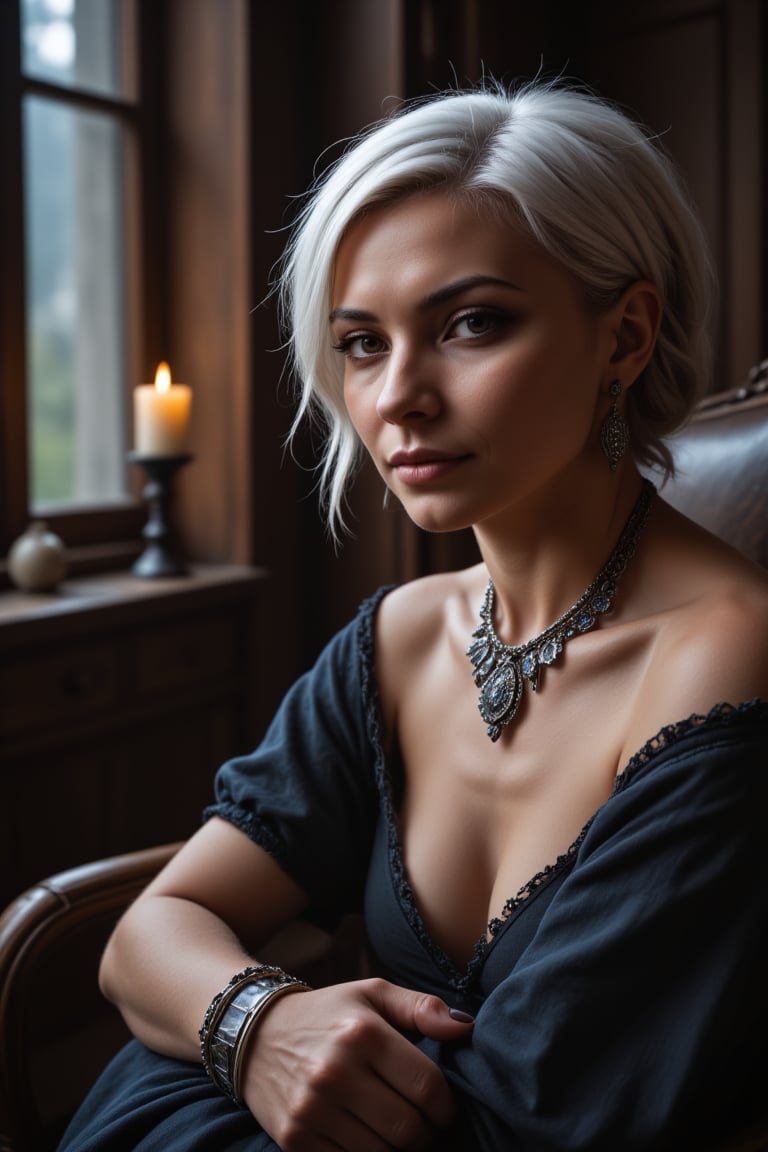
600, 380, 629, 470
382, 485, 390, 510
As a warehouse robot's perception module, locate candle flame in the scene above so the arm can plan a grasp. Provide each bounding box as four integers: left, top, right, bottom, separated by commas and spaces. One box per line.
154, 362, 172, 393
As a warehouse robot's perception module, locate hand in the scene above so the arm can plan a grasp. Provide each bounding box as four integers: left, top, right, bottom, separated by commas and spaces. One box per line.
240, 977, 474, 1152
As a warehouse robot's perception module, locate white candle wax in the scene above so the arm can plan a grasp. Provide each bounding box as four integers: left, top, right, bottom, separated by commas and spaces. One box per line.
134, 363, 192, 455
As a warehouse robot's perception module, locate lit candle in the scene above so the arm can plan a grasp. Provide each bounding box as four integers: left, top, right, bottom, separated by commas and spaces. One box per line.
133, 362, 192, 456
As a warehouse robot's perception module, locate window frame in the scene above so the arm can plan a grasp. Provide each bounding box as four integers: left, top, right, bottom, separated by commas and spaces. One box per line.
0, 0, 167, 575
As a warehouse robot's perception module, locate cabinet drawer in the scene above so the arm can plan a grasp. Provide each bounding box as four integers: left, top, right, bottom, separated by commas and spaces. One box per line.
0, 642, 119, 736
135, 614, 237, 696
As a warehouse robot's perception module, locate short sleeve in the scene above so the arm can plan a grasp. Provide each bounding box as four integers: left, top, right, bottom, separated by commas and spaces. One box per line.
422, 705, 768, 1151
203, 593, 387, 930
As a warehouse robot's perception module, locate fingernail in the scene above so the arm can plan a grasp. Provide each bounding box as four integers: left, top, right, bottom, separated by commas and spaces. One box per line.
449, 1008, 475, 1023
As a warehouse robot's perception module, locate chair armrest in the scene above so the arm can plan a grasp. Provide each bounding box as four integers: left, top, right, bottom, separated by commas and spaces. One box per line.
0, 843, 182, 1152
0, 842, 371, 1152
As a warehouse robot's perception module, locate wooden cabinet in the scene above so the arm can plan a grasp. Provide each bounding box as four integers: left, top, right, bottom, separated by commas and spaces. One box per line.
0, 565, 265, 909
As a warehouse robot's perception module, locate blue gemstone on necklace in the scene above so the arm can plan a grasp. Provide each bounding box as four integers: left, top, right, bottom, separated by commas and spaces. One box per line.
539, 639, 561, 665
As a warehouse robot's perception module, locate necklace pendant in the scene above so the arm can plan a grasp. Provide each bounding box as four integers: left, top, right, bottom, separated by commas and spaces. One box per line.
478, 658, 524, 742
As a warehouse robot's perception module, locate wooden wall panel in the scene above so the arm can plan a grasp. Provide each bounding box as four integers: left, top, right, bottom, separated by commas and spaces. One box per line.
284, 0, 419, 656
164, 0, 252, 565
587, 0, 765, 389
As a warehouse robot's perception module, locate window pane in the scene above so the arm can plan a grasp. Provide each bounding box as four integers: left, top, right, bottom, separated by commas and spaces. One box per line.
21, 0, 125, 100
24, 95, 128, 507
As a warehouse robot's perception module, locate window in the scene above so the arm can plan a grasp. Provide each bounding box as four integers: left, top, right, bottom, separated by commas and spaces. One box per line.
0, 0, 156, 566
22, 0, 136, 508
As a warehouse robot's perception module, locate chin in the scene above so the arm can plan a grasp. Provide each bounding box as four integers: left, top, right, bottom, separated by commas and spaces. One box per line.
401, 504, 477, 535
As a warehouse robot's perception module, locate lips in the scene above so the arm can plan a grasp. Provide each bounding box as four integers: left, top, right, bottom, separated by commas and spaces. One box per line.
387, 447, 472, 485
387, 448, 468, 467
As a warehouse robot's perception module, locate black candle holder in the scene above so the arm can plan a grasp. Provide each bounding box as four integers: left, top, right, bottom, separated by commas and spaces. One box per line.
127, 452, 193, 578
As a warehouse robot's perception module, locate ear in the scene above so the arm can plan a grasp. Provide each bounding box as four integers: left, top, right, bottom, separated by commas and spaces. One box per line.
604, 280, 662, 390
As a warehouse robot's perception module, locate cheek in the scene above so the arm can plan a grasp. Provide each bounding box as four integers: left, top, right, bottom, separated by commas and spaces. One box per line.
505, 319, 600, 406
457, 340, 545, 422
464, 334, 598, 457
343, 381, 377, 450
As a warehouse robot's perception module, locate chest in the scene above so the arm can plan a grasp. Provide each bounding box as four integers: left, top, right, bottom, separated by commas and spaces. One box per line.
392, 628, 650, 967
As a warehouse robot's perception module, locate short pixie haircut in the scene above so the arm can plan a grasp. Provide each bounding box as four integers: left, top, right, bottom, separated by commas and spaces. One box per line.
280, 82, 714, 537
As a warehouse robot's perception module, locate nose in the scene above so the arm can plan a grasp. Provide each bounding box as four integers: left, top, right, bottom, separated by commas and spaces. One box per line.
375, 346, 441, 424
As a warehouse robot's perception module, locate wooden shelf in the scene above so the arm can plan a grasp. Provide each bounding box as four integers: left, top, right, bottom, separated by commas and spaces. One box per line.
0, 565, 267, 910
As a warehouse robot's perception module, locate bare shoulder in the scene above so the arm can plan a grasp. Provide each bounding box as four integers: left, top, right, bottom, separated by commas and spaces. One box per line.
376, 565, 486, 665
630, 500, 768, 746
374, 566, 486, 732
659, 568, 768, 699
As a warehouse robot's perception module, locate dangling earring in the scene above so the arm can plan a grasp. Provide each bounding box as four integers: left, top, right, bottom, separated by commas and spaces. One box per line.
382, 485, 390, 510
600, 379, 629, 470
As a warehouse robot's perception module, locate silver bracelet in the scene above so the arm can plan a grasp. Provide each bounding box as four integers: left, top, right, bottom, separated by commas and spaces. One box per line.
229, 979, 310, 1102
200, 965, 311, 1103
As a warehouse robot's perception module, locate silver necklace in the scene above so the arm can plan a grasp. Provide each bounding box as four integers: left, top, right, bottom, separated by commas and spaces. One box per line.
467, 480, 656, 742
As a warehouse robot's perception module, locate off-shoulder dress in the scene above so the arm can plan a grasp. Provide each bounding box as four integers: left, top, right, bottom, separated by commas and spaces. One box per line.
58, 588, 768, 1152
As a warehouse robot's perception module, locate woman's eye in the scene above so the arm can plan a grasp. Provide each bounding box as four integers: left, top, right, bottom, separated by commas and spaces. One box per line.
450, 310, 506, 339
333, 333, 386, 359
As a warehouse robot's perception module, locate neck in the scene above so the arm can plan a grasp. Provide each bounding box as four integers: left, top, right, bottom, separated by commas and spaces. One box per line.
472, 467, 646, 645
467, 472, 655, 743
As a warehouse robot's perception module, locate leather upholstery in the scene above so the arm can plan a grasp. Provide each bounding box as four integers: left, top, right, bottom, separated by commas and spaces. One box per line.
652, 359, 768, 569
0, 845, 179, 1152
0, 844, 363, 1152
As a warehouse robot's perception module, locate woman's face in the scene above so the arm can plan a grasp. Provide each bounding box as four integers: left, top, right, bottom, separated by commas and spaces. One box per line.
330, 192, 617, 534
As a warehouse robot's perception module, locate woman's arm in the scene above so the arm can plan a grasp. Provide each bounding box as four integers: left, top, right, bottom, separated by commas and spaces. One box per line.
101, 597, 382, 1062
99, 815, 308, 1060
100, 816, 473, 1150
98, 595, 474, 1150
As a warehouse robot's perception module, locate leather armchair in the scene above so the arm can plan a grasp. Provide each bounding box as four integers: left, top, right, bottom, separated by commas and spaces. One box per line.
652, 358, 768, 568
0, 845, 179, 1151
0, 844, 367, 1152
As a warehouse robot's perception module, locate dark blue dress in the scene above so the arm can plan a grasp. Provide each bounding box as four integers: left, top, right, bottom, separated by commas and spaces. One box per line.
58, 589, 768, 1151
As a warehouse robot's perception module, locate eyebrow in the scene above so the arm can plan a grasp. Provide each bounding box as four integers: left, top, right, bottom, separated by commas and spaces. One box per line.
329, 274, 524, 324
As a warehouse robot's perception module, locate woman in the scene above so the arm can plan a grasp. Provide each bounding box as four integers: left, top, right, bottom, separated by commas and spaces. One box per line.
59, 83, 768, 1152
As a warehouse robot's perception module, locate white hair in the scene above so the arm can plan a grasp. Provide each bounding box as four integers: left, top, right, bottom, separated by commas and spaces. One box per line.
279, 82, 715, 537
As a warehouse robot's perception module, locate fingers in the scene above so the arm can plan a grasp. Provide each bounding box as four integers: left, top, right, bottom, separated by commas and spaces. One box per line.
323, 1001, 453, 1135
260, 1048, 433, 1152
241, 978, 472, 1149
345, 1088, 437, 1151
366, 1017, 456, 1132
354, 980, 473, 1131
272, 1093, 396, 1152
365, 978, 475, 1041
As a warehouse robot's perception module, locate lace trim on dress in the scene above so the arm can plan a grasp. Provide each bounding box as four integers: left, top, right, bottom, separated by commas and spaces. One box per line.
359, 591, 768, 986
485, 699, 768, 942
486, 824, 591, 939
358, 589, 479, 991
615, 699, 766, 787
206, 801, 285, 864
360, 589, 594, 987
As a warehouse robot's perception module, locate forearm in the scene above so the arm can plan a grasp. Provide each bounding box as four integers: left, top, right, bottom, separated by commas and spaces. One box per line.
99, 893, 267, 1062
99, 894, 475, 1151
97, 818, 311, 1062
